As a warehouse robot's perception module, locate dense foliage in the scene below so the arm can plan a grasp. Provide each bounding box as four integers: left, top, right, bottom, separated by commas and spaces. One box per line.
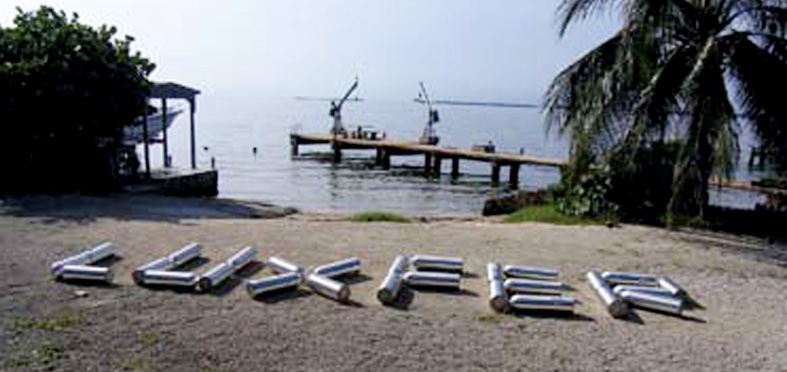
0, 7, 154, 193
546, 0, 787, 221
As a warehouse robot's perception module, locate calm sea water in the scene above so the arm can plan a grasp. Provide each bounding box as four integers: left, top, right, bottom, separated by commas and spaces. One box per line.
143, 95, 766, 215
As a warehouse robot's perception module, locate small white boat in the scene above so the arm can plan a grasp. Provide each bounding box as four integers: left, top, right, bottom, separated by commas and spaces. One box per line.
124, 107, 182, 144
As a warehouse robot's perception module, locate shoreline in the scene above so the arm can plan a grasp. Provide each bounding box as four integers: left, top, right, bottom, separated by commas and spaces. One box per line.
1, 193, 783, 244
0, 193, 500, 222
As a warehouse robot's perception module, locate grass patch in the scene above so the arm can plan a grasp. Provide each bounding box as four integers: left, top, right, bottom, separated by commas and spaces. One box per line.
140, 332, 159, 349
503, 203, 602, 225
119, 355, 149, 372
7, 342, 64, 369
36, 343, 64, 369
351, 211, 411, 223
13, 312, 81, 332
476, 313, 505, 323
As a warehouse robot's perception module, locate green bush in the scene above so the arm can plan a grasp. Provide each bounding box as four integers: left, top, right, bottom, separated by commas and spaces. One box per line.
351, 211, 411, 223
0, 7, 154, 193
504, 203, 601, 225
556, 143, 680, 224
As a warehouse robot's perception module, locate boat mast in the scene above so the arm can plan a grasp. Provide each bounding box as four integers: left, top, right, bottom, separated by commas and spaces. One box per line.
330, 77, 359, 134
418, 82, 439, 145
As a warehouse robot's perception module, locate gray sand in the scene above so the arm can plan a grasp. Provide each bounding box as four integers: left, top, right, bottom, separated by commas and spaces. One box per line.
1, 200, 785, 371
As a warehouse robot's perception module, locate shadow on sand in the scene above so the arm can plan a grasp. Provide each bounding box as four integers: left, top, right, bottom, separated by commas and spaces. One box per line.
334, 273, 374, 286
382, 286, 416, 311
253, 287, 313, 304
91, 255, 124, 268
409, 286, 479, 298
54, 277, 121, 289
510, 309, 595, 322
0, 194, 296, 224
206, 261, 266, 297
673, 228, 787, 267
636, 307, 707, 323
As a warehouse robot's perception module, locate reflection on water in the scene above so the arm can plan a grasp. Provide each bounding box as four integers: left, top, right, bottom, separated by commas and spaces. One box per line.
141, 95, 768, 215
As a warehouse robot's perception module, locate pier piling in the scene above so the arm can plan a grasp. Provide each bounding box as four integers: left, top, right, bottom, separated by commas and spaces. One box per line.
291, 137, 299, 156
491, 162, 501, 184
510, 164, 520, 188
333, 144, 342, 163
434, 155, 443, 175
382, 149, 391, 169
451, 158, 460, 178
425, 153, 433, 173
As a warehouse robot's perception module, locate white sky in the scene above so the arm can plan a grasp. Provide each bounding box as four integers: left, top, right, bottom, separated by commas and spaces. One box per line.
2, 1, 620, 102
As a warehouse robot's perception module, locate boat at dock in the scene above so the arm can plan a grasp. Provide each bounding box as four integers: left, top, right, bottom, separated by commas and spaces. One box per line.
124, 107, 182, 144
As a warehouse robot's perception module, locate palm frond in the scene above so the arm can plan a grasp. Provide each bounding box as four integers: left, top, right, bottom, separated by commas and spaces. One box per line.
627, 0, 696, 40
544, 32, 636, 156
671, 37, 738, 216
726, 32, 787, 171
736, 5, 787, 36
557, 0, 623, 36
631, 44, 698, 143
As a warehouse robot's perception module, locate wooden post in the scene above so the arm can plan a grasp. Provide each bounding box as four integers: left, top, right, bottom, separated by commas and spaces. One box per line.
491, 162, 501, 184
333, 143, 342, 163
161, 98, 169, 167
375, 148, 383, 165
290, 135, 299, 156
189, 98, 197, 169
382, 149, 391, 169
424, 153, 433, 173
451, 157, 460, 178
434, 155, 442, 175
510, 164, 520, 188
142, 98, 151, 178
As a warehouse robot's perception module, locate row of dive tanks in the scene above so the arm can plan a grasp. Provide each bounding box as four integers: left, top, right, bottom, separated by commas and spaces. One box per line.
49, 242, 689, 314
48, 242, 465, 304
49, 242, 362, 302
484, 264, 689, 316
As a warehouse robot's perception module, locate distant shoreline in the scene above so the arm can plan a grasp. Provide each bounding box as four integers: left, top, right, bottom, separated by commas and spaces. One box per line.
412, 98, 537, 108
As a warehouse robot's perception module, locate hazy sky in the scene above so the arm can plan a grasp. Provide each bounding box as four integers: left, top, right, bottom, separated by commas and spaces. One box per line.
2, 1, 620, 102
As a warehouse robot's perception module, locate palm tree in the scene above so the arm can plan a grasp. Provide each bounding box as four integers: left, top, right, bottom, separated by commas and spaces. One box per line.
545, 0, 787, 219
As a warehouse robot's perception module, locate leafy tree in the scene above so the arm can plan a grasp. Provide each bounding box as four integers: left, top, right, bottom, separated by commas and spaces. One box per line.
0, 6, 154, 193
545, 0, 787, 221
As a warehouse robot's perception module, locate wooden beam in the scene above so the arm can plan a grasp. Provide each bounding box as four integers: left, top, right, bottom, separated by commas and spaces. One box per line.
189, 98, 196, 169
161, 98, 169, 167
143, 98, 150, 177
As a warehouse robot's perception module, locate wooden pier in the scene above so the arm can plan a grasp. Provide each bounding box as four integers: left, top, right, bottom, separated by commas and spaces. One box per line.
290, 133, 566, 187
291, 132, 787, 197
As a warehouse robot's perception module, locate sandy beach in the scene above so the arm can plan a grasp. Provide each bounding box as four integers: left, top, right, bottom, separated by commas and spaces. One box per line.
1, 195, 786, 371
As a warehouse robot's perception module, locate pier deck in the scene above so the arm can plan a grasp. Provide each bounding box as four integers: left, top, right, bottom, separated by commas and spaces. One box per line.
291, 132, 565, 187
